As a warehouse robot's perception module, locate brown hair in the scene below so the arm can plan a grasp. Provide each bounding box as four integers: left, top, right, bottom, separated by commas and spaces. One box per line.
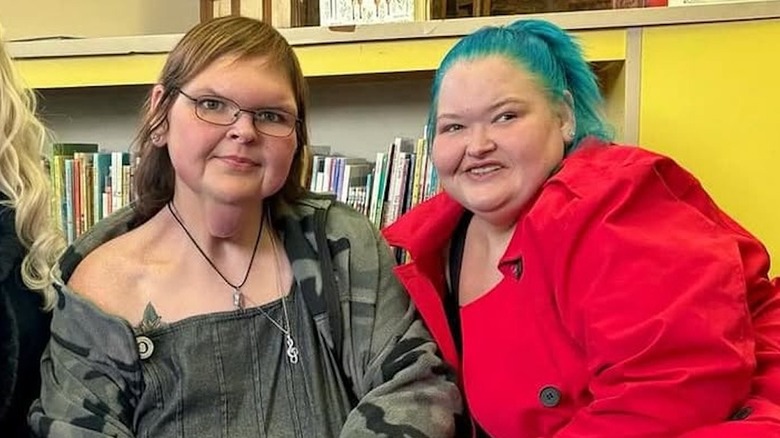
132, 16, 309, 224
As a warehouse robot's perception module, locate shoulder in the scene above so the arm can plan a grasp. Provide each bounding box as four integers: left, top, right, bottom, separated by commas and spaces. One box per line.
327, 202, 377, 238
526, 141, 708, 245
557, 142, 681, 192
68, 231, 138, 290
67, 231, 142, 318
545, 142, 698, 212
540, 142, 741, 254
283, 194, 387, 271
65, 206, 161, 321
285, 192, 379, 241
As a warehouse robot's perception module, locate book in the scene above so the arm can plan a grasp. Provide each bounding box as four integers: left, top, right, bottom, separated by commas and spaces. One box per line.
368, 152, 388, 226
92, 153, 112, 223
50, 143, 99, 237
63, 160, 75, 243
340, 161, 373, 204
381, 137, 415, 227
111, 152, 130, 212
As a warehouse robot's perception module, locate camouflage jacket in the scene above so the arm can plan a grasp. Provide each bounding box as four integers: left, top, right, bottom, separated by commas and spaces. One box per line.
28, 194, 461, 437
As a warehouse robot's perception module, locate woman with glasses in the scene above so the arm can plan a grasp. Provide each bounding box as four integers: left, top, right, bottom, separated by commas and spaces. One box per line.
29, 16, 460, 437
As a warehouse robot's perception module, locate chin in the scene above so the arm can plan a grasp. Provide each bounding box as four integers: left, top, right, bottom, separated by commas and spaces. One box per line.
463, 199, 507, 217
213, 180, 261, 196
466, 195, 525, 221
207, 189, 262, 206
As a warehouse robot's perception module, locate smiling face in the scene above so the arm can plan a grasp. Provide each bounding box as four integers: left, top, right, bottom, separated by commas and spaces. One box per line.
153, 55, 298, 207
432, 55, 573, 226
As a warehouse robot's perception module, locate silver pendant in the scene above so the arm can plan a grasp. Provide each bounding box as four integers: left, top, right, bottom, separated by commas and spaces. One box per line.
233, 287, 243, 310
286, 334, 299, 364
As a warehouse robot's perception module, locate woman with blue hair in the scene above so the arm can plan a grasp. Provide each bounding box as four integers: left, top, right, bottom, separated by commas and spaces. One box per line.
384, 19, 780, 437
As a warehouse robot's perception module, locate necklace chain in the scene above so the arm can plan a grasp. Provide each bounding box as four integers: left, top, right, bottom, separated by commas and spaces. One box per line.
268, 229, 299, 364
167, 201, 263, 309
167, 201, 298, 364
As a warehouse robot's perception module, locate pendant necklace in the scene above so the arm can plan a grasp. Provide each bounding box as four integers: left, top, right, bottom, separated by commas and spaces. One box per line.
167, 202, 298, 364
167, 201, 263, 309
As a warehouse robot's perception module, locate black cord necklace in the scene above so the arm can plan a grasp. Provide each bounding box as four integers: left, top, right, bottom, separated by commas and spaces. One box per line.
167, 201, 264, 310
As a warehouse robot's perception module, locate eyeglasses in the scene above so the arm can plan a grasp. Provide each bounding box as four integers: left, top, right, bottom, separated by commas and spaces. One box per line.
177, 89, 299, 138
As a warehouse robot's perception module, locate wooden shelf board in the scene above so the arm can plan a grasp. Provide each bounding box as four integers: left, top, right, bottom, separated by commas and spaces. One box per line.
17, 54, 167, 89
16, 29, 623, 88
298, 29, 624, 77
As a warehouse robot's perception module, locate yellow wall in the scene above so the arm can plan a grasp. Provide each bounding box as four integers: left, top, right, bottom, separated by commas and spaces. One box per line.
640, 19, 780, 276
0, 0, 197, 40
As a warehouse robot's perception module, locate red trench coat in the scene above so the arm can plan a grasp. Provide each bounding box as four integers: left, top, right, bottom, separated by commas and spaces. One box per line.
383, 140, 780, 437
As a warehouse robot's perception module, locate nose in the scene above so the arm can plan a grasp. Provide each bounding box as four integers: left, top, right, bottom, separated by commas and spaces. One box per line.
227, 111, 258, 144
466, 125, 496, 156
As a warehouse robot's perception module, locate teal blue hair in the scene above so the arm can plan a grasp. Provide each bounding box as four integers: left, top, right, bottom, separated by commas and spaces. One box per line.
427, 19, 613, 154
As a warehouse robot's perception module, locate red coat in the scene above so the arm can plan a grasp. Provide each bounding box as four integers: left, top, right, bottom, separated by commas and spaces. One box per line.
383, 140, 780, 437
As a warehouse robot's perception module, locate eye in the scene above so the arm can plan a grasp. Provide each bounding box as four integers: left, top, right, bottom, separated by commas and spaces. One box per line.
197, 97, 229, 112
494, 112, 517, 123
439, 123, 464, 134
255, 110, 289, 124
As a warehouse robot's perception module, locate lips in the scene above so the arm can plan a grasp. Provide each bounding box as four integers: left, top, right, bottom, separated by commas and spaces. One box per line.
219, 155, 258, 166
464, 162, 502, 175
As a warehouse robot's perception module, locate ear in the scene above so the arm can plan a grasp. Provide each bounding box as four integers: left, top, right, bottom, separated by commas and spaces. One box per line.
558, 90, 576, 143
150, 84, 166, 112
149, 84, 169, 147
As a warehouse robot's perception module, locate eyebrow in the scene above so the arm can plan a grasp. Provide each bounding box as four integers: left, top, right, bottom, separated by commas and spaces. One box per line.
188, 87, 223, 97
187, 88, 298, 116
257, 105, 299, 117
437, 97, 528, 121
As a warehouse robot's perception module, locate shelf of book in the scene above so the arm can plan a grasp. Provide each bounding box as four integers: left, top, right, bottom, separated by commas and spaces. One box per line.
49, 144, 136, 244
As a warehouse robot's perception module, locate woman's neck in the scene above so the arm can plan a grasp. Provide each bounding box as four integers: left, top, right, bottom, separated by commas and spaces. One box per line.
468, 214, 517, 256
169, 194, 266, 251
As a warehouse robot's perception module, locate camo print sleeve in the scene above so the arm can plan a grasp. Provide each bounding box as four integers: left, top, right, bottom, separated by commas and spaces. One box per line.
333, 214, 461, 437
28, 289, 141, 438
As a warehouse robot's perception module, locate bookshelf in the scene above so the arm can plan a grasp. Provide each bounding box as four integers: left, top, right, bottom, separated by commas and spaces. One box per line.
9, 2, 780, 87
9, 28, 624, 88
8, 2, 780, 271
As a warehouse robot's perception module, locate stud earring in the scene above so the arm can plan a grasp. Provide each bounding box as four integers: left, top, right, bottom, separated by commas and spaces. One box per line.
563, 129, 575, 144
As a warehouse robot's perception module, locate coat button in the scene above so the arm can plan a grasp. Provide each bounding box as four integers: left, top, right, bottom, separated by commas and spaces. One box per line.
729, 406, 753, 421
512, 259, 523, 279
136, 336, 154, 360
539, 385, 562, 408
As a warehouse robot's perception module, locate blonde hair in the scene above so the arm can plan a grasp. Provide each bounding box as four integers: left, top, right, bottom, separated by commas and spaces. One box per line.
0, 25, 65, 309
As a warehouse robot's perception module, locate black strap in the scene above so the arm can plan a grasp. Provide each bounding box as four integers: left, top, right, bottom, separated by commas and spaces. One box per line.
446, 211, 472, 356
447, 211, 492, 437
313, 208, 344, 362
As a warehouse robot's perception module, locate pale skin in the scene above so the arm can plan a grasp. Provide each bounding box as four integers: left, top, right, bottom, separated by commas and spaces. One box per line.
432, 56, 574, 306
69, 55, 299, 325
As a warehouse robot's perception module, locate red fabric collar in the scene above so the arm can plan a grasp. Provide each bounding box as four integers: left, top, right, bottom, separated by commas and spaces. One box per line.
383, 193, 464, 261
